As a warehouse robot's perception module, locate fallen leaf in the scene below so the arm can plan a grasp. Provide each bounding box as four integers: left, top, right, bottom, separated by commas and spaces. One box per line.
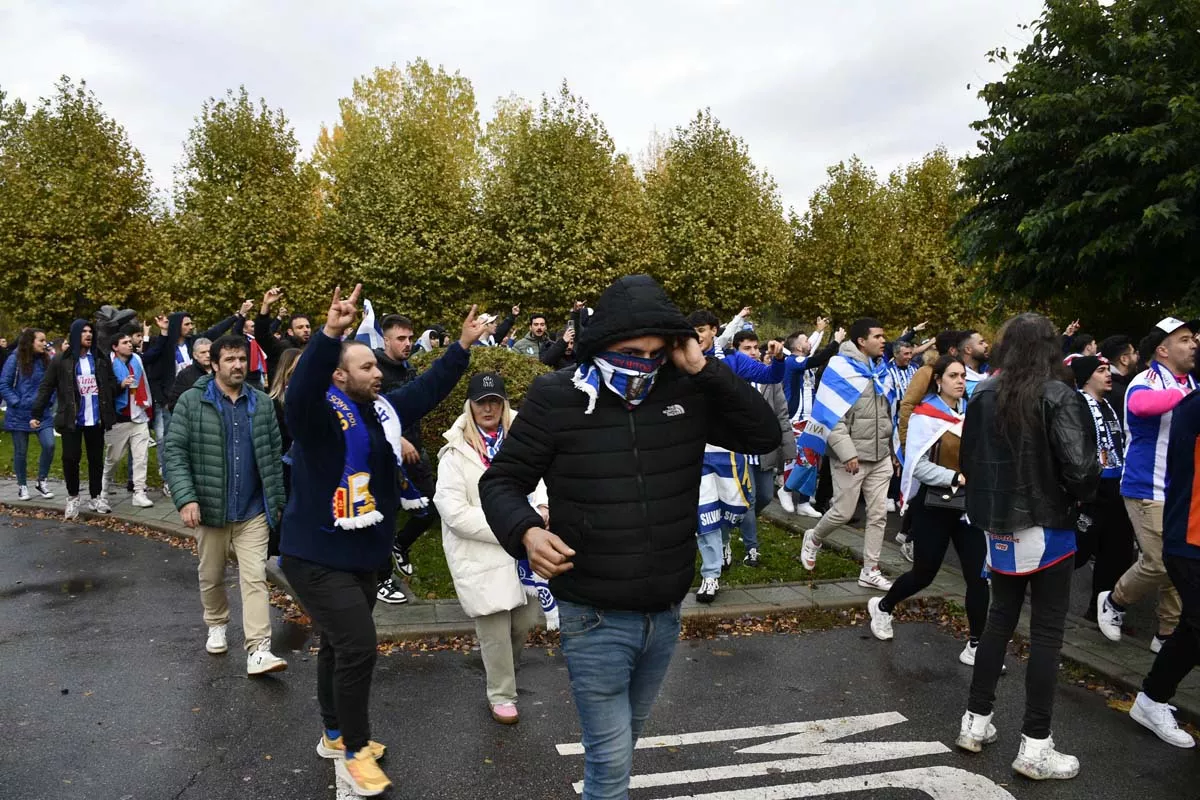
711, 650, 734, 657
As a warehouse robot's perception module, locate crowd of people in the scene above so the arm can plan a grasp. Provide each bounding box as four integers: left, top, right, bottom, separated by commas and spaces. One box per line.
2, 279, 1199, 797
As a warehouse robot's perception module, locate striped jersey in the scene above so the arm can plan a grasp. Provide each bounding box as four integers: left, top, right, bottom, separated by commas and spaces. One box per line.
985, 525, 1075, 575
1122, 363, 1197, 501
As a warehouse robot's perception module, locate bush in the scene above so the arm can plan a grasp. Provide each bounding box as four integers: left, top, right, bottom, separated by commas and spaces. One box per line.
411, 345, 552, 459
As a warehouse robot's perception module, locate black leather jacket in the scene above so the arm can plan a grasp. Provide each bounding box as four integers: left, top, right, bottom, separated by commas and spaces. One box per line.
961, 378, 1100, 532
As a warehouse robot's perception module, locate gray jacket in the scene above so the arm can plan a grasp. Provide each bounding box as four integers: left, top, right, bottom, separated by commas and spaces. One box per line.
757, 382, 796, 471
826, 341, 894, 463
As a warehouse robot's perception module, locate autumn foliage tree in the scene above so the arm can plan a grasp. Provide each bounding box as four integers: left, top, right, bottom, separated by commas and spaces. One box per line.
0, 78, 161, 331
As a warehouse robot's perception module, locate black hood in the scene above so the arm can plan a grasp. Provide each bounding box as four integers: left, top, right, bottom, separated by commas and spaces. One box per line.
167, 312, 189, 347
575, 274, 697, 363
68, 319, 91, 356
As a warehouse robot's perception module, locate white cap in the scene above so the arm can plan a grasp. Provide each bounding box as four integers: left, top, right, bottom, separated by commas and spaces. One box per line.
477, 313, 499, 326
1156, 316, 1188, 335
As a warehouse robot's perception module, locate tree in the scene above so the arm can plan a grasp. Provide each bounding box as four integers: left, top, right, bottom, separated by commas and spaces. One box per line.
957, 0, 1200, 328
316, 60, 482, 325
479, 84, 660, 319
0, 78, 161, 331
645, 110, 789, 316
166, 87, 324, 322
788, 150, 990, 331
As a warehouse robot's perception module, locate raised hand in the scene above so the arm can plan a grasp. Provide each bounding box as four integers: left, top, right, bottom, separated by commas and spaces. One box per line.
766, 340, 784, 360
739, 306, 752, 319
512, 304, 521, 317
670, 335, 707, 375
913, 320, 929, 332
815, 316, 829, 332
323, 284, 362, 338
155, 314, 168, 332
1064, 319, 1081, 337
239, 299, 254, 317
834, 327, 847, 343
458, 304, 486, 348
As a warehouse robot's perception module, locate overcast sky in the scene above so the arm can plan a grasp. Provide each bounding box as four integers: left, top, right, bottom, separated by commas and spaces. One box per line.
2, 0, 1046, 211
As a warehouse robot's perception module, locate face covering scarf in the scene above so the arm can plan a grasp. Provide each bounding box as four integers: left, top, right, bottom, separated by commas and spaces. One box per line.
571, 351, 666, 414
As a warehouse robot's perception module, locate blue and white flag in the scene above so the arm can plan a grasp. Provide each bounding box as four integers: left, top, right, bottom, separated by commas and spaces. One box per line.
355, 299, 384, 351
787, 353, 895, 497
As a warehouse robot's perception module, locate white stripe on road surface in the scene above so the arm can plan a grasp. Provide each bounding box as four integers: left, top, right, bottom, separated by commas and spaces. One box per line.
554, 712, 907, 756
653, 766, 1016, 800
571, 741, 949, 794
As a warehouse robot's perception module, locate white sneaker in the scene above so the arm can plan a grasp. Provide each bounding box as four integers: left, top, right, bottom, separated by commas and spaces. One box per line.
206, 624, 228, 654
247, 640, 287, 676
776, 487, 796, 514
956, 710, 998, 753
795, 502, 821, 518
1096, 591, 1124, 641
885, 499, 897, 513
960, 641, 977, 666
721, 543, 733, 570
1150, 635, 1166, 654
17, 485, 30, 501
1012, 733, 1079, 780
131, 491, 154, 508
64, 496, 81, 520
376, 578, 409, 605
867, 597, 893, 640
696, 576, 719, 604
34, 480, 54, 499
89, 496, 112, 514
800, 529, 821, 570
900, 540, 914, 563
858, 567, 893, 591
1130, 692, 1196, 748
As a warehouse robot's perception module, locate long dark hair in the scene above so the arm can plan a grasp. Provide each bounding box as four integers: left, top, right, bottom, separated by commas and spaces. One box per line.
991, 313, 1060, 443
15, 328, 48, 377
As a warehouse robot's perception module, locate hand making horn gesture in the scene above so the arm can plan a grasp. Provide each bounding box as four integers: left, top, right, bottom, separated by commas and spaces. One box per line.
458, 304, 486, 349
323, 284, 362, 338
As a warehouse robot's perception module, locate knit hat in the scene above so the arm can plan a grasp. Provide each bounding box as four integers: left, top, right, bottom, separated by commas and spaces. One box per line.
1070, 355, 1106, 388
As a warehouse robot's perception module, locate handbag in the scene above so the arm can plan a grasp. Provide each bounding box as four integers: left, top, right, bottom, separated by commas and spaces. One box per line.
924, 483, 966, 512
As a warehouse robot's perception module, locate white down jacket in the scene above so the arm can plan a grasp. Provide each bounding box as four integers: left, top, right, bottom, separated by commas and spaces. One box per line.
435, 413, 548, 618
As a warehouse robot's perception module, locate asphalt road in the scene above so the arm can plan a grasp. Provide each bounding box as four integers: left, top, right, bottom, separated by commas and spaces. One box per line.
1, 513, 1192, 800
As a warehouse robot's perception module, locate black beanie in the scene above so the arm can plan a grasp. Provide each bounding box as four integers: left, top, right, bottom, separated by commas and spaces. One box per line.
1070, 355, 1105, 388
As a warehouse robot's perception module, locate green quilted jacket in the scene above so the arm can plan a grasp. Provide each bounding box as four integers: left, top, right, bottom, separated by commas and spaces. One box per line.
163, 375, 286, 529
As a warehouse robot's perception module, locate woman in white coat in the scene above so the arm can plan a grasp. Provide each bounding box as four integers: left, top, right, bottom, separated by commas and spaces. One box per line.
435, 372, 548, 725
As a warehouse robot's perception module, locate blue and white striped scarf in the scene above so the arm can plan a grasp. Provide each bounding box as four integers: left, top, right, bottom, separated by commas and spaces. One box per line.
788, 353, 895, 496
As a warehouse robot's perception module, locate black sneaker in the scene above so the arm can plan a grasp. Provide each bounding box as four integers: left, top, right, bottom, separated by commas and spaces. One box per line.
376, 578, 409, 605
392, 545, 414, 577
33, 480, 54, 499
696, 577, 718, 604
743, 548, 760, 568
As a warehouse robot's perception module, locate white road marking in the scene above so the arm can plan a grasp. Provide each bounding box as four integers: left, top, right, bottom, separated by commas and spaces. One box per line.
653, 765, 1017, 800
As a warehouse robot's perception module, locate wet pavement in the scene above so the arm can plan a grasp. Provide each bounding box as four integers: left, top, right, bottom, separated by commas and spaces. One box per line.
3, 512, 1196, 799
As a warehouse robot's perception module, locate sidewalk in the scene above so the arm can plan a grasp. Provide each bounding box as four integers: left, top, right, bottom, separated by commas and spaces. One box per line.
4, 476, 1197, 719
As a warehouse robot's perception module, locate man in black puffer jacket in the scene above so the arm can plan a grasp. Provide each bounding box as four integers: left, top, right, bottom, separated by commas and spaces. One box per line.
479, 274, 779, 799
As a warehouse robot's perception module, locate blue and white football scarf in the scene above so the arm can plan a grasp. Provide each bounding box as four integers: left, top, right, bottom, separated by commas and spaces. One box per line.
174, 343, 192, 376
698, 451, 753, 536
572, 351, 665, 414
1079, 391, 1124, 479
788, 353, 895, 496
327, 385, 427, 530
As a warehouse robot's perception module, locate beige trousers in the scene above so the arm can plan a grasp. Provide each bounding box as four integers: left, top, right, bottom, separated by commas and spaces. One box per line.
474, 600, 541, 705
102, 420, 150, 493
811, 456, 892, 570
196, 514, 272, 651
1113, 498, 1180, 636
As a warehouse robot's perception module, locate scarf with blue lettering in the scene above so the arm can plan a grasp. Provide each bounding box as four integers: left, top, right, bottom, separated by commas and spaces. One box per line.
572, 351, 665, 414
786, 352, 894, 496
327, 385, 427, 530
475, 421, 558, 630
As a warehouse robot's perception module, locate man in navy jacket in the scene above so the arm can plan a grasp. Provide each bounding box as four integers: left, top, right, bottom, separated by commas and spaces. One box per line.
278, 285, 485, 795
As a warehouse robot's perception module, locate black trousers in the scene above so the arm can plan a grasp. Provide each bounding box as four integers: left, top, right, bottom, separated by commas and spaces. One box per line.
281, 556, 378, 751
1074, 479, 1136, 615
60, 424, 105, 498
815, 456, 834, 511
968, 557, 1072, 738
393, 454, 439, 553
880, 487, 989, 638
1143, 555, 1200, 703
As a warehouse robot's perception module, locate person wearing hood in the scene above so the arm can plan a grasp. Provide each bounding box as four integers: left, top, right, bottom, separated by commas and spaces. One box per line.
478, 274, 780, 800
435, 372, 549, 724
799, 318, 898, 591
372, 312, 472, 605
31, 319, 118, 519
1, 328, 56, 501
143, 305, 243, 490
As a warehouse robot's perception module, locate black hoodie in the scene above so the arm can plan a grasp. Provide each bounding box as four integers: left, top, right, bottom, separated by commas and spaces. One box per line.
479, 274, 779, 612
143, 311, 239, 404
32, 319, 117, 432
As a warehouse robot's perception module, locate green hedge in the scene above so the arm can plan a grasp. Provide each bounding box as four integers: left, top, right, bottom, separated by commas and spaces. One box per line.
411, 345, 552, 459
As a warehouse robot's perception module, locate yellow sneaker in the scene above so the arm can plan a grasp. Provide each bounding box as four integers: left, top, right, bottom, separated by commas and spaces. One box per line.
334, 749, 391, 796
317, 733, 386, 761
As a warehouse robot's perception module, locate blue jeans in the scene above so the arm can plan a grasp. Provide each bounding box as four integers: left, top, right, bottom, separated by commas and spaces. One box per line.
558, 599, 681, 800
153, 404, 171, 480
738, 466, 775, 552
11, 428, 56, 486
